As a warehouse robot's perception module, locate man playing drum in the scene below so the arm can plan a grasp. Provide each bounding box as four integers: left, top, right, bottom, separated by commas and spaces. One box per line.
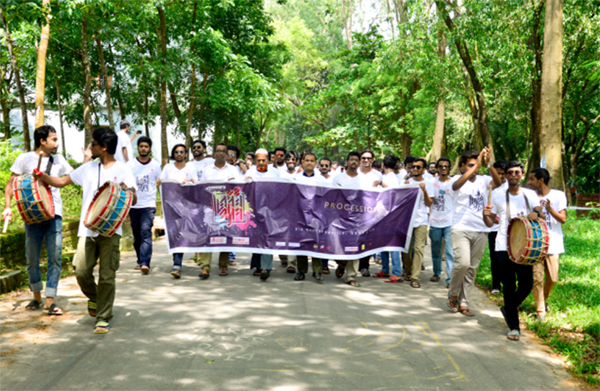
483, 161, 544, 341
3, 126, 73, 315
36, 127, 137, 334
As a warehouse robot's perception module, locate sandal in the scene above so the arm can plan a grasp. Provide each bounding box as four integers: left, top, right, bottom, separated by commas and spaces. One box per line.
88, 301, 97, 317
45, 303, 63, 316
410, 280, 421, 288
26, 299, 41, 311
384, 276, 404, 283
335, 267, 345, 279
134, 265, 141, 270
430, 274, 440, 282
322, 266, 330, 274
219, 267, 228, 276
372, 271, 390, 278
252, 269, 262, 276
94, 320, 110, 334
228, 260, 237, 266
507, 329, 520, 341
141, 265, 150, 275
199, 269, 210, 279
447, 297, 458, 313
188, 257, 198, 263
346, 280, 361, 287
458, 307, 475, 317
286, 266, 296, 273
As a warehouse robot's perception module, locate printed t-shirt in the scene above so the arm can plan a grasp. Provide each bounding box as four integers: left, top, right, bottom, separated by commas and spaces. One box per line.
408, 177, 434, 227
429, 177, 454, 228
489, 181, 509, 232
490, 188, 540, 251
160, 163, 198, 183
451, 175, 494, 232
190, 158, 215, 179
127, 158, 161, 209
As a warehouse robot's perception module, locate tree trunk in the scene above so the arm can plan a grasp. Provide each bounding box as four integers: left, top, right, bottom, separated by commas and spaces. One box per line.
108, 44, 125, 120
95, 35, 115, 130
81, 13, 93, 146
34, 0, 51, 129
341, 0, 353, 50
528, 0, 544, 177
185, 65, 197, 149
0, 64, 11, 139
428, 30, 447, 162
539, 0, 564, 191
51, 52, 66, 157
157, 6, 169, 165
1, 8, 31, 150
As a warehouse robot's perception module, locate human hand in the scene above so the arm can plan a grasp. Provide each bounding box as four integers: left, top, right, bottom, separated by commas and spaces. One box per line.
2, 207, 12, 221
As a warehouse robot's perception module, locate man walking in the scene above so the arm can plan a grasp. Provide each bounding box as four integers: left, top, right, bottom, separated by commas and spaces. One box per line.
114, 119, 134, 163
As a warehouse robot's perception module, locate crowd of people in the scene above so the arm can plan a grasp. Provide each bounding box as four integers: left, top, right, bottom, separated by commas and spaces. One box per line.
2, 121, 567, 340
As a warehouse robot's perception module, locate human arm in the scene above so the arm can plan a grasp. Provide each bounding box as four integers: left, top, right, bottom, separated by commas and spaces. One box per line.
483, 206, 496, 228
120, 182, 137, 206
420, 182, 433, 207
452, 147, 489, 191
36, 172, 74, 188
2, 173, 19, 220
540, 199, 567, 224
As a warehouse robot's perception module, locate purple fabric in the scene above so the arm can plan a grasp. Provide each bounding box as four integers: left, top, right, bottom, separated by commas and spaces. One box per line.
161, 180, 419, 259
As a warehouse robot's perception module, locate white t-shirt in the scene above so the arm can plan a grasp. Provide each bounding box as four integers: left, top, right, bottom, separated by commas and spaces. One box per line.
429, 177, 454, 228
69, 160, 136, 237
114, 131, 133, 163
279, 170, 298, 180
451, 175, 494, 232
332, 172, 365, 189
423, 172, 434, 181
246, 166, 281, 179
160, 163, 198, 183
489, 181, 509, 232
190, 158, 215, 180
382, 171, 399, 188
540, 189, 567, 254
127, 158, 161, 209
10, 152, 73, 217
320, 173, 335, 183
200, 163, 241, 181
409, 177, 434, 227
490, 188, 540, 251
294, 171, 329, 186
397, 169, 408, 182
359, 169, 383, 188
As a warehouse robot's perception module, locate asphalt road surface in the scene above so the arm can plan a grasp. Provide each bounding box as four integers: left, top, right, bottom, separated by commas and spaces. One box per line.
0, 238, 577, 390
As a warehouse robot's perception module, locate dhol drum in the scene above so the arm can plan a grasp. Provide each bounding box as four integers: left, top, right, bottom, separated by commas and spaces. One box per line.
13, 175, 55, 224
507, 216, 549, 265
84, 181, 133, 237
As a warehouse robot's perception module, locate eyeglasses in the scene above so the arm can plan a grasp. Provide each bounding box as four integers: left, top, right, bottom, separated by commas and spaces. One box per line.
438, 165, 450, 169
506, 170, 522, 176
227, 153, 237, 157
361, 157, 373, 161
173, 150, 186, 155
276, 152, 284, 156
320, 164, 330, 168
412, 166, 423, 170
214, 150, 227, 154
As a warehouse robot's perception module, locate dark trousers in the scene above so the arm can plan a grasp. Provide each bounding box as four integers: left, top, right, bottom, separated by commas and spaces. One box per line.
129, 207, 156, 267
498, 251, 533, 331
488, 231, 502, 290
250, 253, 261, 270
358, 256, 370, 270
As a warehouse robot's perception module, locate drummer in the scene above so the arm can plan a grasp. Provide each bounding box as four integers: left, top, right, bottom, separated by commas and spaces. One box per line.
483, 161, 543, 342
2, 125, 73, 315
36, 127, 137, 334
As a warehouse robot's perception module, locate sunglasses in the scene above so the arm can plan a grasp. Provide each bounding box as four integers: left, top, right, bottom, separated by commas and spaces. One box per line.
320, 164, 330, 168
214, 150, 227, 154
466, 163, 476, 168
506, 170, 522, 176
173, 150, 186, 155
192, 146, 203, 150
438, 165, 450, 169
227, 153, 237, 157
412, 166, 423, 170
361, 157, 373, 161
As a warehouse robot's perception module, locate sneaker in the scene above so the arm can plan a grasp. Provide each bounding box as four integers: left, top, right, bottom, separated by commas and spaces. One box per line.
314, 272, 324, 283
170, 269, 181, 279
260, 269, 270, 281
360, 268, 371, 277
491, 289, 500, 295
294, 272, 305, 281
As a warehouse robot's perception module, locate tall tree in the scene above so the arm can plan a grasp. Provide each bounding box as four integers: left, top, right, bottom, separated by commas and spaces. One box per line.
96, 35, 115, 130
81, 11, 93, 145
428, 30, 447, 162
157, 5, 169, 165
34, 0, 51, 128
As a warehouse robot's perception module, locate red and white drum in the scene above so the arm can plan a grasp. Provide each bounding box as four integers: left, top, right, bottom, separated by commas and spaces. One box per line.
84, 181, 133, 237
13, 175, 55, 224
507, 217, 549, 265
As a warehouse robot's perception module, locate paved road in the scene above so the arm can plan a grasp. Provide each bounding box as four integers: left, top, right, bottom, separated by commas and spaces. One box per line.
0, 238, 576, 390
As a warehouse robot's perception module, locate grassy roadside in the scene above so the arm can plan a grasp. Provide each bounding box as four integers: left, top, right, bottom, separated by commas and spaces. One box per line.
476, 210, 600, 385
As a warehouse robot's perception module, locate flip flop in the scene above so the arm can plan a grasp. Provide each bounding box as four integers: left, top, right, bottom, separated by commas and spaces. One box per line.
410, 280, 421, 288
45, 303, 63, 316
322, 266, 330, 274
94, 321, 110, 334
141, 265, 150, 275
219, 268, 228, 276
384, 276, 404, 283
199, 269, 210, 279
459, 307, 475, 317
286, 266, 296, 273
335, 267, 345, 279
447, 297, 459, 313
228, 260, 237, 266
134, 265, 141, 270
372, 271, 390, 278
26, 300, 41, 311
507, 329, 520, 341
88, 301, 97, 317
346, 280, 361, 287
430, 275, 440, 282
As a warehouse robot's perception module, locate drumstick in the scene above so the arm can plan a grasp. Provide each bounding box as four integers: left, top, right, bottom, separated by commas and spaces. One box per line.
488, 184, 493, 206
36, 150, 43, 171
2, 217, 9, 234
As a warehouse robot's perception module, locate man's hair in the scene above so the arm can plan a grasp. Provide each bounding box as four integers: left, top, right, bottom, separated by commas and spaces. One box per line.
170, 143, 187, 159
319, 157, 332, 165
532, 168, 550, 185
227, 145, 240, 159
255, 148, 269, 156
493, 160, 508, 171
428, 162, 436, 167
403, 155, 415, 166
372, 160, 382, 170
458, 150, 479, 166
506, 160, 525, 172
137, 136, 152, 148
34, 125, 57, 149
436, 157, 451, 168
245, 152, 255, 159
93, 127, 119, 155
285, 151, 298, 161
347, 151, 361, 161
214, 142, 228, 151
192, 139, 207, 149
383, 154, 398, 169
302, 151, 317, 162
360, 148, 375, 159
413, 157, 427, 167
274, 146, 287, 155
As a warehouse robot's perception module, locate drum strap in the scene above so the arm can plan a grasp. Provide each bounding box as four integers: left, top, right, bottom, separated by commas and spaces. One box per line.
97, 162, 101, 190
506, 189, 531, 220
45, 155, 54, 174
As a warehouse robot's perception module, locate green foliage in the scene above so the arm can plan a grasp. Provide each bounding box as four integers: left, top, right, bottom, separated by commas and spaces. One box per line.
476, 211, 600, 384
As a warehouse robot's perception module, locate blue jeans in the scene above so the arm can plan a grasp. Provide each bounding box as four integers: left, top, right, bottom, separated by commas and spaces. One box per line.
24, 216, 63, 297
260, 254, 273, 271
429, 226, 454, 284
381, 251, 401, 276
229, 252, 236, 261
172, 253, 183, 270
129, 207, 156, 267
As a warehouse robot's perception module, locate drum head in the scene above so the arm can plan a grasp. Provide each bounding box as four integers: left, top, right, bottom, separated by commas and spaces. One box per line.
84, 183, 113, 226
508, 218, 527, 262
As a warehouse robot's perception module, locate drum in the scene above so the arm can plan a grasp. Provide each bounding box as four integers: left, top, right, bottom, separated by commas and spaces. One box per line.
507, 217, 549, 265
84, 181, 133, 237
13, 175, 55, 224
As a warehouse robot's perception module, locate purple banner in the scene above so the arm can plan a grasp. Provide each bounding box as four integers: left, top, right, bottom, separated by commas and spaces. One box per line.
161, 179, 420, 259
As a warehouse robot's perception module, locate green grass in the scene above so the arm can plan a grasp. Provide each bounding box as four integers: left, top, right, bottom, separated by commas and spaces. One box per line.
476, 210, 600, 385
